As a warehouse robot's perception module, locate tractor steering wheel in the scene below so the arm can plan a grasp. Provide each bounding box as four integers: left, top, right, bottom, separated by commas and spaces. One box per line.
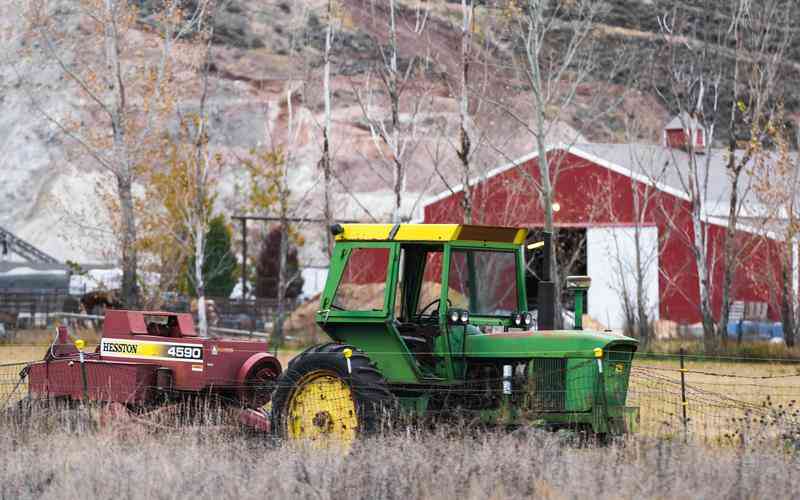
417, 297, 452, 318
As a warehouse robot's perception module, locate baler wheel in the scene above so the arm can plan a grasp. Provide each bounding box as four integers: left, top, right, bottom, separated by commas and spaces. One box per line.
270, 343, 395, 449
246, 365, 278, 409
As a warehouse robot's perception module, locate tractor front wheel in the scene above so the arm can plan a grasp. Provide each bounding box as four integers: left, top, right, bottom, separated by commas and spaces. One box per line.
270, 343, 395, 448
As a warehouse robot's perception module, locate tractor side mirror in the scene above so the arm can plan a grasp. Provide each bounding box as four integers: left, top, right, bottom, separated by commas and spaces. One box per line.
447, 308, 469, 325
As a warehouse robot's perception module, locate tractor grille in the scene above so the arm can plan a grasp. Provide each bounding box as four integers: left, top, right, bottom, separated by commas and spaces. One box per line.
528, 358, 567, 412
605, 347, 635, 406
607, 349, 634, 363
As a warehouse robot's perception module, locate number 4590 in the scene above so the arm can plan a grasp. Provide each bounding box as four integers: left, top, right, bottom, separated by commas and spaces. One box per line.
167, 346, 202, 359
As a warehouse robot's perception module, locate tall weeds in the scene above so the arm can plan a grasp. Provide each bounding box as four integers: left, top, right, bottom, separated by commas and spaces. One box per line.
1, 403, 799, 499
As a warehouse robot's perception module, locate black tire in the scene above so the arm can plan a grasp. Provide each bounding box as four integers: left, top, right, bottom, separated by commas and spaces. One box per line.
271, 342, 396, 441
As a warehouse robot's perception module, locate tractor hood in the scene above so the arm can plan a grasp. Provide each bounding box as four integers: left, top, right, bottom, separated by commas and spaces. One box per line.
464, 330, 638, 359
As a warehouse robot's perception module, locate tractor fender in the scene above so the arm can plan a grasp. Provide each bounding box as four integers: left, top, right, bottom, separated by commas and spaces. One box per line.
236, 353, 282, 401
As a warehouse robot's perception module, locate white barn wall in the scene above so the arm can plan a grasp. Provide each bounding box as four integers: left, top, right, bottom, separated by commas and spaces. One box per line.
301, 267, 328, 300
586, 226, 659, 330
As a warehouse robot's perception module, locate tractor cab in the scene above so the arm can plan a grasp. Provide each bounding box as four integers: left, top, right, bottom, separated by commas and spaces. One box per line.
317, 224, 532, 382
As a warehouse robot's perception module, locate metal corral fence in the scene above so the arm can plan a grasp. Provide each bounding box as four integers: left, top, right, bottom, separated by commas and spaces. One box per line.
160, 297, 298, 332
0, 290, 298, 332
1, 348, 799, 442
0, 289, 78, 329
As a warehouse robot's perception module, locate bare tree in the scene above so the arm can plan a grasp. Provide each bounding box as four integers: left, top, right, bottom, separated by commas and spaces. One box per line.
497, 0, 631, 326
425, 0, 493, 225
242, 94, 307, 346
178, 37, 218, 337
455, 0, 477, 223
655, 0, 794, 350
355, 0, 431, 222
318, 0, 340, 255
237, 1, 316, 346
603, 124, 673, 345
25, 0, 210, 307
750, 112, 800, 347
717, 0, 795, 346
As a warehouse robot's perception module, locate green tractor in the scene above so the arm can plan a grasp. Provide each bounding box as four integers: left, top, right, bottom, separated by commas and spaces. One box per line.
270, 224, 639, 446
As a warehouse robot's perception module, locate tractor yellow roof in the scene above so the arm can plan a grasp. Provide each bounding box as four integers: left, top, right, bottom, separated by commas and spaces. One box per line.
334, 224, 528, 245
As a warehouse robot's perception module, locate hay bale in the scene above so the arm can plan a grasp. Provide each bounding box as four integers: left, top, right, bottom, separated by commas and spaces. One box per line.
653, 320, 679, 339
582, 315, 609, 332
284, 281, 468, 345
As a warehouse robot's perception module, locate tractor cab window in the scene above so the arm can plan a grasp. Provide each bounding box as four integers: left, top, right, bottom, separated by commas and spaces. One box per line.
448, 249, 518, 316
331, 247, 391, 311
393, 245, 444, 321
394, 245, 444, 370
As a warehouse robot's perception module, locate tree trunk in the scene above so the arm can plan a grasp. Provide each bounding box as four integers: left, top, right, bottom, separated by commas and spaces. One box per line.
321, 0, 334, 256
272, 223, 288, 346
685, 136, 717, 352
459, 0, 473, 224
526, 2, 560, 328
633, 224, 650, 347
117, 174, 138, 308
195, 221, 207, 337
389, 0, 403, 223
720, 135, 745, 348
692, 204, 716, 352
536, 133, 561, 328
782, 238, 796, 347
322, 133, 334, 255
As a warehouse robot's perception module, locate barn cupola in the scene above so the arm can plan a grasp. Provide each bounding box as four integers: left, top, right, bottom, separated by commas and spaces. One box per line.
663, 112, 707, 153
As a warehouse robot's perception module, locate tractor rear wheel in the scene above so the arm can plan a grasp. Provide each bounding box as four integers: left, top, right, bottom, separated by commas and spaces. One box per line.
270, 343, 395, 448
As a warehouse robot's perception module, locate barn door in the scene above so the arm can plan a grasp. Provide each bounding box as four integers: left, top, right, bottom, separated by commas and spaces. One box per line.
586, 227, 659, 330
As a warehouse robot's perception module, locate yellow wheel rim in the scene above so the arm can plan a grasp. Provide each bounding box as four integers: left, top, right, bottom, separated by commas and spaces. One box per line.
287, 370, 358, 447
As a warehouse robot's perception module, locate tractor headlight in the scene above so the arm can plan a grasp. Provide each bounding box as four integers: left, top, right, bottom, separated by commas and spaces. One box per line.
450, 310, 460, 324
512, 312, 532, 329
523, 313, 533, 328
448, 309, 470, 325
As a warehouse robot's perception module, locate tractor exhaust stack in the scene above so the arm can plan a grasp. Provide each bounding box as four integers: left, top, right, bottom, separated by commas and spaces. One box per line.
537, 232, 556, 330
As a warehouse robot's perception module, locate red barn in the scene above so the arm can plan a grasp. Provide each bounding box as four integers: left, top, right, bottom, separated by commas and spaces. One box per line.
663, 113, 707, 153
422, 119, 787, 329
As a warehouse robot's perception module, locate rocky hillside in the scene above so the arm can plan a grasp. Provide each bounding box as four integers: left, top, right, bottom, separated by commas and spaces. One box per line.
1, 0, 797, 265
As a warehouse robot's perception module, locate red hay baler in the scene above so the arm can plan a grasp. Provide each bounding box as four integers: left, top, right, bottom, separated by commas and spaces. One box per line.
25, 310, 282, 412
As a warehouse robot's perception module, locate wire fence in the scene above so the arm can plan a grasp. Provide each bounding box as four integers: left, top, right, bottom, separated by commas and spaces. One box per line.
0, 362, 28, 409
0, 290, 300, 332
1, 346, 799, 443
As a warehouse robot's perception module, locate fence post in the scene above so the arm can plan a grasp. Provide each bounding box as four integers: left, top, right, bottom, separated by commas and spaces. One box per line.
75, 339, 88, 402
679, 347, 688, 442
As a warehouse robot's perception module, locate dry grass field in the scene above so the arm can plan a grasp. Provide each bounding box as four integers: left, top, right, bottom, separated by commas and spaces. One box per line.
0, 416, 798, 500
1, 330, 800, 499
